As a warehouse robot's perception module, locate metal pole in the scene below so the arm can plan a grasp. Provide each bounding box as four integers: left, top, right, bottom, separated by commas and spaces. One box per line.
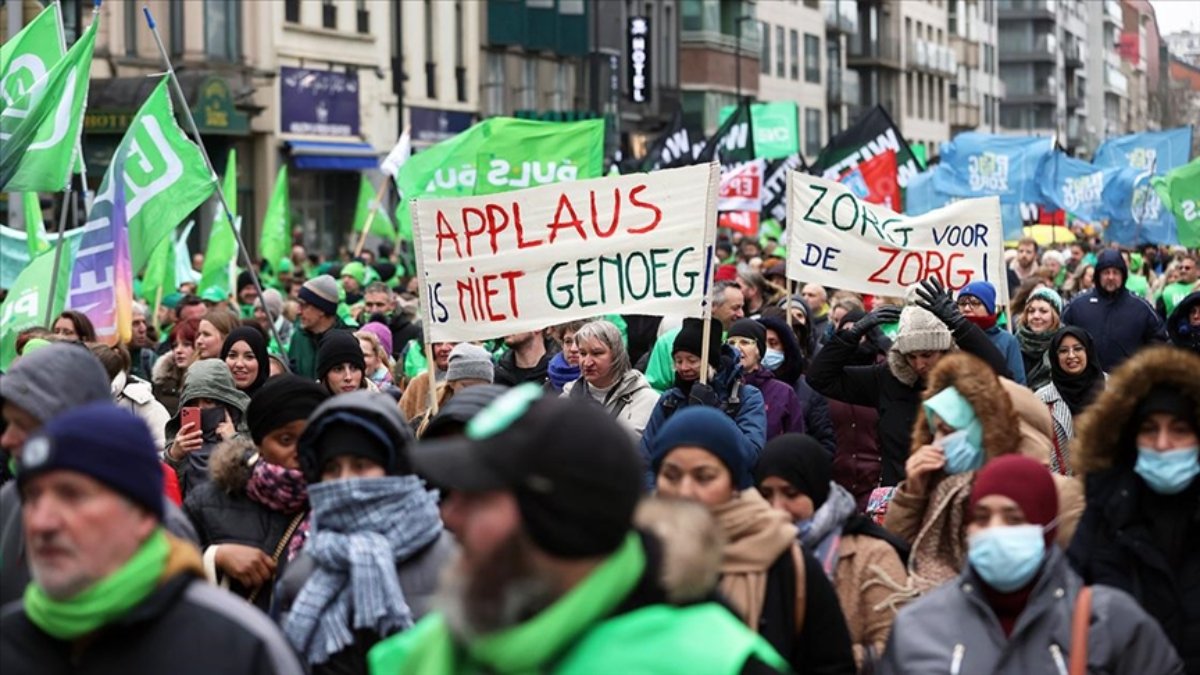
143, 6, 289, 366
735, 24, 742, 101
6, 0, 26, 235
43, 184, 73, 327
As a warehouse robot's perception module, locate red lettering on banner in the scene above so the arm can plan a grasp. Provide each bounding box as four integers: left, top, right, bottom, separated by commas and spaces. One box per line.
590, 189, 621, 238
462, 207, 488, 257
485, 203, 510, 254
627, 184, 662, 234
869, 247, 974, 289
512, 203, 543, 250
548, 193, 586, 244
436, 210, 463, 262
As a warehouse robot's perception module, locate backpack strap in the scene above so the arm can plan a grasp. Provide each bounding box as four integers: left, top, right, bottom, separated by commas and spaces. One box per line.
791, 543, 807, 636
1069, 586, 1092, 675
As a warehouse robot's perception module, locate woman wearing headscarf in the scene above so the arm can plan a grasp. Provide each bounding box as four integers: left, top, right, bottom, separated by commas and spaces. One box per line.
562, 320, 658, 439
278, 391, 456, 675
183, 375, 328, 611
1015, 287, 1063, 391
883, 352, 1082, 594
650, 406, 855, 674
1067, 346, 1200, 672
317, 330, 370, 395
1035, 326, 1106, 475
758, 313, 839, 456
881, 455, 1181, 674
756, 434, 910, 671
221, 326, 270, 395
163, 359, 251, 498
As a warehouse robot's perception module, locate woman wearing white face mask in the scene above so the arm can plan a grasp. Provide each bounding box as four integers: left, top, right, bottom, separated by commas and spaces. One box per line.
880, 455, 1181, 674
1067, 346, 1200, 672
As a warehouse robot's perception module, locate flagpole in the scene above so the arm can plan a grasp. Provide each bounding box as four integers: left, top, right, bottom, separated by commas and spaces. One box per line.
43, 183, 73, 327
352, 178, 389, 259
143, 7, 287, 368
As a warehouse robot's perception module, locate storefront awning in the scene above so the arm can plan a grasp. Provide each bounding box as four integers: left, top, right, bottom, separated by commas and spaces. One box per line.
286, 140, 379, 171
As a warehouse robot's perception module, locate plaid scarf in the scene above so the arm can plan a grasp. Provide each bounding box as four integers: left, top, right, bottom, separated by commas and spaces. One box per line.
283, 476, 443, 665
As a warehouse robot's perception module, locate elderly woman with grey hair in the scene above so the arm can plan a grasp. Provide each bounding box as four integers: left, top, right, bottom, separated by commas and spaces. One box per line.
562, 319, 660, 439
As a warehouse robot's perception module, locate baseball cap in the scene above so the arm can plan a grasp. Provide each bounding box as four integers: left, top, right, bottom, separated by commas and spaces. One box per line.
413, 383, 643, 558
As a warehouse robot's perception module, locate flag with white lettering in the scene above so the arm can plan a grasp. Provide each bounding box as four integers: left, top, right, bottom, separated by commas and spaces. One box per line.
638, 109, 699, 172
761, 153, 807, 225
809, 105, 923, 189
696, 98, 755, 166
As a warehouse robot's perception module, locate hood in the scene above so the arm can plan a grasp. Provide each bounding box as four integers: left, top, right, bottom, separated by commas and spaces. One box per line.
1000, 377, 1055, 466
1094, 249, 1128, 296
910, 352, 1020, 460
613, 368, 653, 399
152, 352, 180, 382
1072, 346, 1200, 475
633, 497, 723, 604
757, 315, 804, 384
178, 359, 250, 412
208, 436, 257, 493
1167, 290, 1200, 349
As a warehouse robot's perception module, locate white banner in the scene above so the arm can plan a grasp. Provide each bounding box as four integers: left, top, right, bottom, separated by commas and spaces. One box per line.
412, 163, 720, 342
786, 172, 1006, 298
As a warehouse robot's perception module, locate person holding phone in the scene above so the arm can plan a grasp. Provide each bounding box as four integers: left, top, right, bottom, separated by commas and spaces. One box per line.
163, 360, 250, 499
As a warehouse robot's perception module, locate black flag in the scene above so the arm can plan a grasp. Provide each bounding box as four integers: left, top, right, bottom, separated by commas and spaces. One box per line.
760, 152, 808, 225
638, 109, 700, 172
809, 105, 924, 189
696, 98, 755, 166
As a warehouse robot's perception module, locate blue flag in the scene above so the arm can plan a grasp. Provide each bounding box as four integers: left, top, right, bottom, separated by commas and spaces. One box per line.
933, 133, 1052, 205
907, 165, 1026, 242
1102, 167, 1179, 246
1038, 152, 1124, 222
1093, 127, 1193, 174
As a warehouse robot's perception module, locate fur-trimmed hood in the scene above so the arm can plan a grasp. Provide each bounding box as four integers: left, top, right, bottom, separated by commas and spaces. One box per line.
207, 436, 257, 493
1072, 346, 1200, 475
633, 497, 723, 605
910, 352, 1020, 459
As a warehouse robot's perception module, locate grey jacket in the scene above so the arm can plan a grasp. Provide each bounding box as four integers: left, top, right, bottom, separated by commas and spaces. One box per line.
879, 548, 1182, 675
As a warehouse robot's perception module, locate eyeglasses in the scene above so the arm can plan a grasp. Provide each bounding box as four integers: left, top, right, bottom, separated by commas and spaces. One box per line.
1057, 345, 1087, 356
955, 298, 984, 308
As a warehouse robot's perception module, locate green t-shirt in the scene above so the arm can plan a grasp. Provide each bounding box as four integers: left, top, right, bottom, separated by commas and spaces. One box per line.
1161, 281, 1199, 318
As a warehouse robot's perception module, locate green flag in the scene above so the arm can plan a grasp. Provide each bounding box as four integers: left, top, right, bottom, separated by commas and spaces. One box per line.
0, 246, 75, 370
393, 117, 605, 238
0, 8, 96, 192
1152, 157, 1200, 248
109, 77, 216, 275
0, 5, 63, 90
258, 165, 291, 271
200, 149, 238, 296
22, 192, 50, 258
141, 232, 177, 307
352, 174, 396, 240
718, 102, 799, 160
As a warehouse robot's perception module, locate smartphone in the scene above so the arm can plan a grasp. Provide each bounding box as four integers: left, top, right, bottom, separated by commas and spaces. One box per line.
181, 406, 202, 432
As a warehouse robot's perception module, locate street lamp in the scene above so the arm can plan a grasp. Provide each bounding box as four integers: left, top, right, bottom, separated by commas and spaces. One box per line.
734, 15, 754, 102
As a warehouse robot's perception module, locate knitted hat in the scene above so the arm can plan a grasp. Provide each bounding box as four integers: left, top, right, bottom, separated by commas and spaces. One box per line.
19, 402, 164, 521
673, 317, 723, 368
446, 343, 494, 384
1028, 287, 1063, 315
259, 288, 284, 320
358, 322, 393, 358
1041, 250, 1065, 266
373, 262, 398, 285
650, 406, 754, 489
0, 344, 110, 424
1136, 385, 1198, 435
754, 433, 832, 509
893, 306, 953, 354
298, 275, 339, 316
236, 270, 256, 293
316, 330, 367, 382
341, 261, 367, 286
246, 374, 330, 445
714, 264, 738, 282
422, 384, 508, 439
970, 454, 1058, 545
298, 390, 414, 482
727, 318, 766, 360
958, 280, 997, 316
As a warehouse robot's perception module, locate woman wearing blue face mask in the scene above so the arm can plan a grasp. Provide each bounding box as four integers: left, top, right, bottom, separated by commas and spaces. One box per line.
880, 455, 1181, 674
1067, 346, 1200, 672
727, 319, 806, 441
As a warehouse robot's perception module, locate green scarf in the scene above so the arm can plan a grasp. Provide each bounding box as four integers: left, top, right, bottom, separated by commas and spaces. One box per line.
24, 529, 169, 640
371, 532, 645, 675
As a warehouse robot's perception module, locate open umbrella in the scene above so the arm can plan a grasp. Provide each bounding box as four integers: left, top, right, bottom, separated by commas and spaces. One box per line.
1021, 224, 1077, 246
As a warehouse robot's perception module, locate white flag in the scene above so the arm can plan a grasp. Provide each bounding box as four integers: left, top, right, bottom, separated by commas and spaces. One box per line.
380, 129, 411, 178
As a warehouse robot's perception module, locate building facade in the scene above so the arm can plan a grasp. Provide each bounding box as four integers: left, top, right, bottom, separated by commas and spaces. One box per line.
824, 0, 861, 143
756, 0, 828, 161
678, 0, 759, 134
948, 0, 1004, 135
1085, 0, 1129, 148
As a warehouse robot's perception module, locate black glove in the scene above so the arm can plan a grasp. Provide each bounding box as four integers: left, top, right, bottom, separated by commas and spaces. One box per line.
687, 382, 721, 408
915, 277, 967, 331
842, 305, 901, 342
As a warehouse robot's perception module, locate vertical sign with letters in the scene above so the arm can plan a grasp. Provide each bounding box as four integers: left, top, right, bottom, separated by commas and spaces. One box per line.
628, 17, 651, 103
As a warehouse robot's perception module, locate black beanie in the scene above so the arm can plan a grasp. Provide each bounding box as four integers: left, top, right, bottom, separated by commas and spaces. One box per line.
313, 424, 393, 476
728, 318, 766, 360
316, 330, 367, 382
246, 374, 330, 445
754, 433, 832, 509
1136, 385, 1198, 434
237, 270, 256, 293
673, 317, 723, 369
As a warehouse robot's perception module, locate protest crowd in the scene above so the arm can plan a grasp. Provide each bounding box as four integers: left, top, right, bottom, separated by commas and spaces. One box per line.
3, 4, 1200, 672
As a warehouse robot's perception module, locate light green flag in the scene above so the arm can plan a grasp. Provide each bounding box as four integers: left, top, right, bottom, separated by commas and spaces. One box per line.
0, 246, 75, 370
0, 5, 63, 91
392, 117, 605, 239
22, 192, 50, 258
1152, 157, 1200, 248
352, 174, 397, 241
111, 77, 216, 275
258, 165, 291, 272
141, 231, 177, 307
200, 149, 238, 296
0, 8, 96, 192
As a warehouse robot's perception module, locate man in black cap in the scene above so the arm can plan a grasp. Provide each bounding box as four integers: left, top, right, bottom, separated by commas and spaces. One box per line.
368, 384, 788, 674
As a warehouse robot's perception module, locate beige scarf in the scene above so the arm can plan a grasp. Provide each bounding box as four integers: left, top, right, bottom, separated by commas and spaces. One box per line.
712, 489, 797, 631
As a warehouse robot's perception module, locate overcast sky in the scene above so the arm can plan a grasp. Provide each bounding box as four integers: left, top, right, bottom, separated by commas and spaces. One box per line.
1149, 0, 1200, 35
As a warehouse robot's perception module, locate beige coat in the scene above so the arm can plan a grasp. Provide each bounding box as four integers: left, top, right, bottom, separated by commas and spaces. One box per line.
831, 533, 910, 668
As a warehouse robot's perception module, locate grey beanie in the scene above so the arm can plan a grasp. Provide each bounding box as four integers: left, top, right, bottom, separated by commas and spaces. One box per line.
892, 306, 952, 354
446, 343, 494, 384
298, 275, 339, 315
0, 343, 111, 423
260, 288, 284, 318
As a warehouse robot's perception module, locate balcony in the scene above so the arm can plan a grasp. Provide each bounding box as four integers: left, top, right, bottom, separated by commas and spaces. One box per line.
951, 35, 980, 69
951, 100, 981, 129
827, 67, 861, 106
1004, 80, 1057, 105
848, 37, 902, 69
1104, 64, 1128, 96
1064, 39, 1084, 68
999, 34, 1057, 62
824, 0, 858, 34
1104, 0, 1123, 25
910, 39, 957, 76
997, 0, 1056, 21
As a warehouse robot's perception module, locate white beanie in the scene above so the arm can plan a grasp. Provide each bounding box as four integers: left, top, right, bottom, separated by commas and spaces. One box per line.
893, 306, 952, 354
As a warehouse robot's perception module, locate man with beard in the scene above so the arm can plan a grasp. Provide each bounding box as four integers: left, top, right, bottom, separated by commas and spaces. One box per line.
493, 331, 552, 387
360, 282, 421, 362
369, 385, 788, 674
289, 275, 353, 379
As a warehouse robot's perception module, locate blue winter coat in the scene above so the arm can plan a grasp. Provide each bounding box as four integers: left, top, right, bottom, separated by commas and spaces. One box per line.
1061, 250, 1167, 371
985, 325, 1026, 385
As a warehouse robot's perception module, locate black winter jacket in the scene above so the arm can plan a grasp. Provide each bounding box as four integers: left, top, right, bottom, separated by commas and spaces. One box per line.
0, 572, 303, 675
1060, 250, 1167, 371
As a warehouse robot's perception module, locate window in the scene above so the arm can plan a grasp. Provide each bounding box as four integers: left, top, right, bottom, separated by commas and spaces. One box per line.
484, 52, 505, 116
917, 75, 925, 118
804, 107, 822, 156
775, 26, 785, 78
790, 31, 800, 80
356, 0, 369, 34
454, 1, 466, 102
828, 107, 842, 138
125, 4, 138, 56
521, 59, 537, 110
285, 0, 300, 23
760, 22, 771, 75
204, 0, 240, 62
664, 6, 675, 84
321, 0, 336, 29
937, 80, 944, 121
425, 0, 436, 99
984, 94, 993, 125
906, 73, 914, 116
551, 62, 568, 111
170, 0, 185, 55
804, 33, 820, 83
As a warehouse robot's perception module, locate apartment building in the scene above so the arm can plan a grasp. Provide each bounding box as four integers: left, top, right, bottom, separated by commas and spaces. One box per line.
823, 0, 861, 147
948, 0, 1004, 135
679, 0, 759, 134
757, 0, 828, 160
1086, 0, 1130, 145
